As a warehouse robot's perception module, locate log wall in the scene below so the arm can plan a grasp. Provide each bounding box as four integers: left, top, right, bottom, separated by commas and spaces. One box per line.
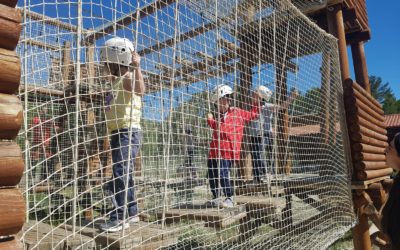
344, 78, 392, 181
0, 2, 24, 249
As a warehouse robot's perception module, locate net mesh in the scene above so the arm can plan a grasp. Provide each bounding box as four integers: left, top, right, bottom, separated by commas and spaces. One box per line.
17, 0, 355, 249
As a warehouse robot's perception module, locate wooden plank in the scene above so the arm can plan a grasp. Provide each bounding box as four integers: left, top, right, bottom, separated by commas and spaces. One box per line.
0, 141, 24, 187
0, 48, 20, 94
0, 93, 22, 139
0, 189, 25, 236
158, 202, 247, 228
351, 176, 390, 189
235, 196, 284, 216
85, 0, 176, 43
64, 220, 178, 250
22, 221, 94, 250
235, 184, 285, 197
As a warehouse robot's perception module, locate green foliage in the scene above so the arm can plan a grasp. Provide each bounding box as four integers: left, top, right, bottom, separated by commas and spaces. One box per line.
291, 87, 322, 116
369, 75, 400, 114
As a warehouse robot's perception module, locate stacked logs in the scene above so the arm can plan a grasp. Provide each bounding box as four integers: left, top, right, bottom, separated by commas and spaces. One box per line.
344, 79, 392, 181
0, 1, 25, 250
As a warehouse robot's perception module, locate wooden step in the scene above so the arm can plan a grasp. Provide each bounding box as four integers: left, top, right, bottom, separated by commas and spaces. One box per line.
235, 183, 285, 197
64, 220, 179, 250
235, 196, 285, 222
21, 221, 95, 250
157, 201, 247, 229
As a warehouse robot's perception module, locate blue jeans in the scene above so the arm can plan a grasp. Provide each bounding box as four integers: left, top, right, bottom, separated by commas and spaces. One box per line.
208, 159, 233, 198
108, 128, 141, 221
250, 136, 265, 181
250, 132, 274, 180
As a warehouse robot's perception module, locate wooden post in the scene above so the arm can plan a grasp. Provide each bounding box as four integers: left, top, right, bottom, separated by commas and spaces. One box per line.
327, 5, 372, 250
326, 4, 350, 81
237, 5, 257, 181
352, 210, 372, 250
320, 50, 331, 143
61, 41, 71, 86
86, 44, 95, 90
276, 63, 289, 174
351, 42, 371, 93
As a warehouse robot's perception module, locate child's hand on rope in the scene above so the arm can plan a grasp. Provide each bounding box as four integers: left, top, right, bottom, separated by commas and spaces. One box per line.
291, 89, 299, 99
131, 52, 141, 68
207, 113, 213, 120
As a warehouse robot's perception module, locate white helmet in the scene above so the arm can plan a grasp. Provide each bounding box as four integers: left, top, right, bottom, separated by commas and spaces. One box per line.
211, 84, 233, 103
100, 37, 135, 66
255, 85, 272, 101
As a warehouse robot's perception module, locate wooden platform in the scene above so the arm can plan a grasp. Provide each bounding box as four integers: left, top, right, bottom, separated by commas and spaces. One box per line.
22, 221, 95, 250
235, 183, 285, 196
157, 202, 247, 229
235, 195, 285, 225
64, 220, 179, 250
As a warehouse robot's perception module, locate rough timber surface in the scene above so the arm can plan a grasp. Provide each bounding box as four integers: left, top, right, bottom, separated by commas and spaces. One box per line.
235, 183, 285, 196
21, 221, 94, 250
235, 196, 285, 221
158, 202, 247, 228
351, 176, 390, 190
64, 220, 178, 250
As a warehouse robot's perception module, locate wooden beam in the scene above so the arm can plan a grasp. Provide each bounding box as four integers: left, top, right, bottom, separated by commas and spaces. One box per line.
85, 0, 176, 43
22, 9, 80, 32
21, 39, 59, 51
19, 85, 64, 97
346, 30, 371, 44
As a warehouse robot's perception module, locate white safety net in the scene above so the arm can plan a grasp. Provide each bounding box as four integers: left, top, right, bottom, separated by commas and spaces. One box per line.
17, 0, 355, 249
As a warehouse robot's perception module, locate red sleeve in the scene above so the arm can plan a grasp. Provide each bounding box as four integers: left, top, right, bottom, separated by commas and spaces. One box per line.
32, 117, 40, 125
207, 117, 217, 129
238, 104, 260, 122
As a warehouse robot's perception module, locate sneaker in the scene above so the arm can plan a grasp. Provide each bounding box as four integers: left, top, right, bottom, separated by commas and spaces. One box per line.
220, 198, 234, 208
100, 219, 129, 232
205, 198, 220, 208
129, 215, 140, 224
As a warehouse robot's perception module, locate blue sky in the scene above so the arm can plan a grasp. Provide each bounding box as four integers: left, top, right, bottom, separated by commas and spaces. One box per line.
348, 1, 400, 99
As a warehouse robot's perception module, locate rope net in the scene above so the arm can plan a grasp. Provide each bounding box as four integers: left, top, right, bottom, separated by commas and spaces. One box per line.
17, 0, 355, 249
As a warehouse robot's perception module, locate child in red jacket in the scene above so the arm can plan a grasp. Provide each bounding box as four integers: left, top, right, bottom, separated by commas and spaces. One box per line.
206, 84, 260, 208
